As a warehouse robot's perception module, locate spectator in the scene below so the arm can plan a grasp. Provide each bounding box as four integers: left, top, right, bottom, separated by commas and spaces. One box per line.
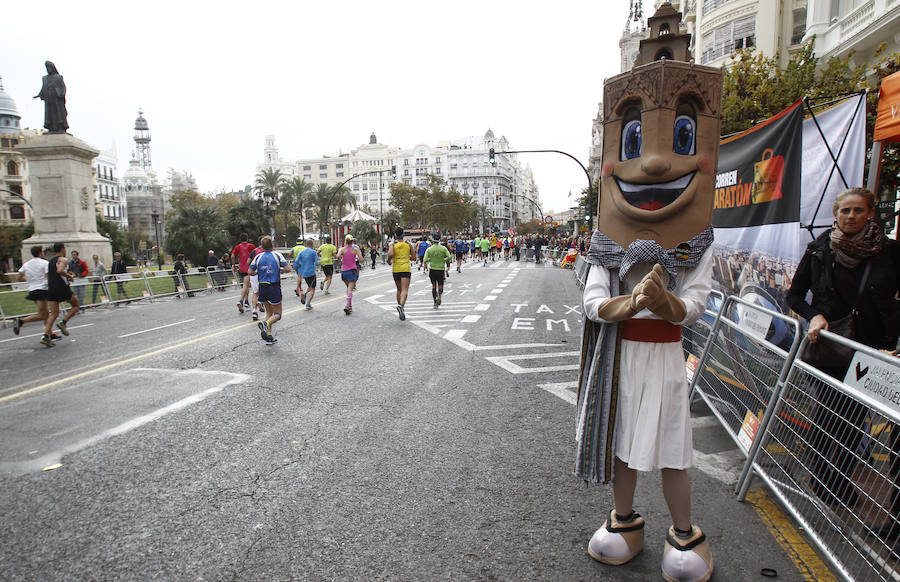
68, 250, 89, 307
110, 251, 128, 302
787, 187, 900, 512
173, 253, 193, 297
90, 254, 108, 304
219, 252, 232, 291
206, 249, 222, 290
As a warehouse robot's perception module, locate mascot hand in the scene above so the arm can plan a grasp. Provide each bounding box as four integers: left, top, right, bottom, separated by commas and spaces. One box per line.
641, 264, 687, 323
632, 264, 665, 310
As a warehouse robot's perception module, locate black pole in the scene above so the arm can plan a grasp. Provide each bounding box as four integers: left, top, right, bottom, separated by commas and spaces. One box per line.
151, 211, 162, 270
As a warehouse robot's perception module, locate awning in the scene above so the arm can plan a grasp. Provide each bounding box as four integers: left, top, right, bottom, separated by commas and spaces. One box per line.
874, 70, 900, 143
340, 208, 377, 222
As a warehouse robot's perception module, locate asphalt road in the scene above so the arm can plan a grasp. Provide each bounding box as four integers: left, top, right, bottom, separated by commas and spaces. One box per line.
0, 258, 810, 581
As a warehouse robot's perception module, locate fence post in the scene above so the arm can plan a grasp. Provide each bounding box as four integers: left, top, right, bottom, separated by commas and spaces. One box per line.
687, 295, 732, 402
140, 270, 154, 302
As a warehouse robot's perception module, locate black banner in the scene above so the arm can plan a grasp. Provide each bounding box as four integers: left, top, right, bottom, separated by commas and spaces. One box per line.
712, 100, 804, 228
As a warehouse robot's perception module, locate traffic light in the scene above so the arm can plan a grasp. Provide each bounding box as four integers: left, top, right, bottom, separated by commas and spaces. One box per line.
391, 165, 397, 179
489, 148, 495, 166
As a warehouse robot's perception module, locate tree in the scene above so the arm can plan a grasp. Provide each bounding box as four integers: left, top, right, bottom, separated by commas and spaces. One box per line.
281, 177, 313, 238
722, 40, 899, 201
308, 183, 355, 234
0, 221, 33, 273
254, 168, 286, 207
165, 204, 230, 266
95, 215, 131, 262
350, 220, 379, 246
380, 208, 403, 236
224, 198, 270, 241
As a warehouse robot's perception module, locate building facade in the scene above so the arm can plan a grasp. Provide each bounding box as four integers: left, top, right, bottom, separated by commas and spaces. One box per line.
95, 146, 127, 228
124, 110, 166, 242
804, 0, 900, 62
0, 77, 30, 227
257, 129, 541, 233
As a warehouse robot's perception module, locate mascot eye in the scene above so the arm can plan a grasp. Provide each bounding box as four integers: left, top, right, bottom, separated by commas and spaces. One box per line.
620, 119, 642, 160
673, 115, 696, 155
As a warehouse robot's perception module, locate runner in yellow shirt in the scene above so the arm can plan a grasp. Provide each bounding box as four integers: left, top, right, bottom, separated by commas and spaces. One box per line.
317, 236, 337, 295
387, 227, 414, 321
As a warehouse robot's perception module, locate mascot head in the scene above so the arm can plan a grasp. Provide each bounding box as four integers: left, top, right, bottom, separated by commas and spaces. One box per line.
597, 2, 723, 250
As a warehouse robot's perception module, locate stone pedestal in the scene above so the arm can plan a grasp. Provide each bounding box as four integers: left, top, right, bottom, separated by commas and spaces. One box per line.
19, 133, 112, 265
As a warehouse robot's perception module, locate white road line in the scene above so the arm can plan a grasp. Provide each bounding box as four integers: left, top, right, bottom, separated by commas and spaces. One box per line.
443, 329, 558, 351
215, 295, 242, 302
461, 315, 481, 323
485, 295, 499, 301
0, 323, 95, 343
474, 304, 490, 311
538, 381, 577, 405
490, 289, 504, 294
118, 319, 196, 338
485, 352, 580, 374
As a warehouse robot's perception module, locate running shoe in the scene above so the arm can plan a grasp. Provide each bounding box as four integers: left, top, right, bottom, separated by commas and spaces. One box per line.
252, 311, 259, 321
319, 280, 324, 290
237, 301, 244, 314
258, 321, 271, 341
40, 334, 55, 347
306, 304, 313, 311
51, 332, 62, 341
300, 293, 306, 305
294, 288, 300, 296
436, 295, 442, 306
13, 318, 22, 335
265, 336, 278, 345
243, 300, 251, 308
344, 306, 351, 315
397, 305, 405, 321
57, 321, 69, 336
433, 300, 439, 309
323, 290, 330, 295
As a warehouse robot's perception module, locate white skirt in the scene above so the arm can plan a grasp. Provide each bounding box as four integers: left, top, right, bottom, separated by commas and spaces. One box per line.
614, 339, 693, 472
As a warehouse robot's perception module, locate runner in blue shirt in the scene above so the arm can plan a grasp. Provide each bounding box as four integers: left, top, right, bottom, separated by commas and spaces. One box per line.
416, 238, 431, 272
454, 236, 466, 273
292, 239, 320, 311
248, 235, 288, 345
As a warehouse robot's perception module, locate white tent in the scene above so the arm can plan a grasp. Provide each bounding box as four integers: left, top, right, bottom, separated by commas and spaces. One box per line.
340, 208, 377, 222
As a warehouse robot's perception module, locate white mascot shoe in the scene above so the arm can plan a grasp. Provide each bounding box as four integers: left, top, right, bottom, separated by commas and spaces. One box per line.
661, 525, 714, 582
587, 509, 645, 565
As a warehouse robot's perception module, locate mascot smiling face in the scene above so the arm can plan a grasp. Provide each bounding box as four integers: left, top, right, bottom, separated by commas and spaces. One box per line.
596, 23, 722, 250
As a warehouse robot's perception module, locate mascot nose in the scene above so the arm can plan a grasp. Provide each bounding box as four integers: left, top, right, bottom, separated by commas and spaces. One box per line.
641, 155, 671, 177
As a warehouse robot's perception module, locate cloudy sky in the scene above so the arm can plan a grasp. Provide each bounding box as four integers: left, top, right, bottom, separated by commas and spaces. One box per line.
2, 0, 651, 215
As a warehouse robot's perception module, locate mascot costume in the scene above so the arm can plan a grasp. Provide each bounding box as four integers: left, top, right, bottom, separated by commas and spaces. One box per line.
575, 4, 722, 581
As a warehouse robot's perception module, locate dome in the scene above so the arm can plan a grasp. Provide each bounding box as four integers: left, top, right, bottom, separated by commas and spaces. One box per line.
134, 109, 149, 131
124, 157, 150, 182
484, 128, 495, 139
0, 76, 21, 121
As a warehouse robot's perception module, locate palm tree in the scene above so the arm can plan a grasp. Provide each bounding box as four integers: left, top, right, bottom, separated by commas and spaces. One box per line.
309, 183, 356, 235
164, 205, 229, 266
254, 168, 286, 234
282, 177, 313, 239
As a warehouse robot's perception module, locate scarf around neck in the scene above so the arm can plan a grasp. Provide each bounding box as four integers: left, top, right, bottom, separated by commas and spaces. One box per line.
586, 226, 714, 290
830, 220, 883, 269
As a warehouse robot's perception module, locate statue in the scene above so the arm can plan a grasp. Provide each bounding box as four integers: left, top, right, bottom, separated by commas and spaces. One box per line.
34, 61, 68, 134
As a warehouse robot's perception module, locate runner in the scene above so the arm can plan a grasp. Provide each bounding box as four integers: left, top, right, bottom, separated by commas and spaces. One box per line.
455, 234, 466, 273
387, 227, 413, 320
45, 242, 80, 345
13, 245, 53, 342
474, 234, 482, 262
231, 233, 256, 314
423, 235, 452, 309
317, 236, 337, 295
503, 236, 510, 260
248, 235, 288, 345
479, 235, 491, 266
416, 237, 430, 272
293, 238, 319, 310
291, 238, 306, 297
249, 240, 265, 321
335, 234, 363, 315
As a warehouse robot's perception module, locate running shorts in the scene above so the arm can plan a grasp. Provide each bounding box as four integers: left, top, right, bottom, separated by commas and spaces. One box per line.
250, 275, 259, 293
429, 269, 445, 285
341, 269, 359, 282
303, 275, 316, 288
239, 271, 249, 278
26, 289, 48, 301
258, 283, 282, 304
392, 272, 411, 281
455, 253, 465, 260
47, 289, 73, 302
322, 264, 334, 277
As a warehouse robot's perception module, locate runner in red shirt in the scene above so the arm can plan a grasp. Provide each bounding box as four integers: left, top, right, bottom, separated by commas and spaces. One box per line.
231, 233, 256, 314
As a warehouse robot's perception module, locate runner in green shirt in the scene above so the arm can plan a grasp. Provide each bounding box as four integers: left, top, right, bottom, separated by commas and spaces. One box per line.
317, 236, 337, 295
479, 236, 491, 266
423, 237, 453, 308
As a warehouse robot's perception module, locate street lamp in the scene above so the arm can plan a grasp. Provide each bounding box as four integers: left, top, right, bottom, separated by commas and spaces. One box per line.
150, 210, 162, 270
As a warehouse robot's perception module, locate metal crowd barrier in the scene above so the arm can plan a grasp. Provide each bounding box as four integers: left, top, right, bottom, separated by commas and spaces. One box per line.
573, 254, 590, 289
103, 273, 151, 304
736, 330, 900, 582
686, 295, 803, 476
682, 289, 725, 378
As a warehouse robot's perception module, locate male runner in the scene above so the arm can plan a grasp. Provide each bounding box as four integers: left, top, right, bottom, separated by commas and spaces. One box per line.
423, 236, 452, 309
474, 235, 482, 262
293, 239, 319, 310
45, 242, 80, 345
503, 236, 510, 260
231, 233, 256, 313
416, 237, 430, 272
479, 235, 491, 266
454, 235, 466, 273
13, 245, 52, 342
387, 227, 413, 320
249, 241, 265, 321
248, 236, 288, 345
336, 234, 364, 315
291, 238, 306, 296
317, 236, 337, 295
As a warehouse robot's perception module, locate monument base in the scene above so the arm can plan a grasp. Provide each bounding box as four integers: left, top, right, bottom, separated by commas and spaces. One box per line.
17, 133, 112, 265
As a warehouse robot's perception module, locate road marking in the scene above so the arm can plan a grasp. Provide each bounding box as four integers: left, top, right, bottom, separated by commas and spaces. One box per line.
474, 304, 490, 311
745, 488, 838, 582
491, 288, 504, 294
485, 351, 580, 374
538, 381, 577, 405
0, 323, 95, 343
444, 329, 558, 352
461, 315, 480, 323
118, 319, 196, 338
485, 295, 499, 301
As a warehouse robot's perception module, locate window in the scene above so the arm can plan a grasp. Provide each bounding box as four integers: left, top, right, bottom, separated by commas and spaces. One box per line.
337, 172, 344, 178
435, 157, 441, 164
303, 165, 311, 171
304, 174, 311, 180
337, 163, 344, 169
362, 184, 368, 191
10, 205, 25, 220
702, 0, 736, 13
319, 173, 327, 179
403, 159, 409, 166
353, 184, 360, 191
319, 164, 327, 170
7, 161, 18, 176
701, 15, 755, 63
791, 8, 806, 45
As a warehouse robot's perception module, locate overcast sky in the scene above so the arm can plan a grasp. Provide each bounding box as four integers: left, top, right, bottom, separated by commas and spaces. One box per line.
2, 0, 650, 216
